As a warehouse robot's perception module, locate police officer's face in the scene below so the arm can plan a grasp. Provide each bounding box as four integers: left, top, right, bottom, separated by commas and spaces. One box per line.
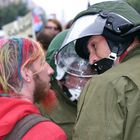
87, 35, 111, 65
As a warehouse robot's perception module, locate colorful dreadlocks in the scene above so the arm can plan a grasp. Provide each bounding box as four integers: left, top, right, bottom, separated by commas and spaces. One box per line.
0, 37, 44, 96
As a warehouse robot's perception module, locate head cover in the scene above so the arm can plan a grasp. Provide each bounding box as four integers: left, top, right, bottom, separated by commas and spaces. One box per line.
57, 1, 140, 74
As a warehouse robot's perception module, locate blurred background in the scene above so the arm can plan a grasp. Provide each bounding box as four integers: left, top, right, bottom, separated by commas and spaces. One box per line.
0, 0, 89, 39
0, 0, 89, 29
0, 0, 140, 39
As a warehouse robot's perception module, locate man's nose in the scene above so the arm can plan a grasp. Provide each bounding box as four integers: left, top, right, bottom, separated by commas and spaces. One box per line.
89, 54, 100, 65
46, 63, 54, 75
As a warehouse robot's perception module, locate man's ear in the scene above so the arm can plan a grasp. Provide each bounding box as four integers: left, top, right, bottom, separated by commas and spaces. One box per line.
20, 66, 33, 82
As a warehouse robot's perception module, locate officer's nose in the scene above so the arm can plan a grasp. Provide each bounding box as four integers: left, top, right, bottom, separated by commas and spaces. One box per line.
89, 53, 100, 65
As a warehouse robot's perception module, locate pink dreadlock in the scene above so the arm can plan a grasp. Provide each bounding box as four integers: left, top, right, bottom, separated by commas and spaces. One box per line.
0, 37, 44, 96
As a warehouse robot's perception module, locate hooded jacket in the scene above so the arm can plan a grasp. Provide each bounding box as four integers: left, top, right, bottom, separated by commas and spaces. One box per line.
0, 97, 67, 140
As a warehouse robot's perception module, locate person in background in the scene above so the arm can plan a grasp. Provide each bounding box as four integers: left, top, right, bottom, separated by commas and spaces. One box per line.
45, 19, 63, 37
55, 0, 140, 140
0, 37, 67, 140
37, 29, 56, 54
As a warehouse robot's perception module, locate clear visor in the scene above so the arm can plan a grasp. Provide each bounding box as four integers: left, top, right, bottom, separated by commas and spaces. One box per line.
55, 42, 97, 78
61, 14, 107, 49
55, 14, 106, 78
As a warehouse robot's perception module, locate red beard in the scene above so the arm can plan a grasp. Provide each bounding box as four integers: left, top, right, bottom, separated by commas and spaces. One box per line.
33, 74, 57, 113
39, 89, 57, 113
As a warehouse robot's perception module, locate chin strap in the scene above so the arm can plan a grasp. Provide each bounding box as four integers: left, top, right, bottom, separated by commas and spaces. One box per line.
91, 48, 118, 74
92, 58, 114, 74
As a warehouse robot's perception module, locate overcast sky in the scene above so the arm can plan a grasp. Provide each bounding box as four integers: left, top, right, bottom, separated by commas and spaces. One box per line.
32, 0, 88, 24
32, 0, 116, 24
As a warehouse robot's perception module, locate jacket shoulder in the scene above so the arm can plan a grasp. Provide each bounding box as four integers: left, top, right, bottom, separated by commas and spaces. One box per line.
23, 121, 67, 140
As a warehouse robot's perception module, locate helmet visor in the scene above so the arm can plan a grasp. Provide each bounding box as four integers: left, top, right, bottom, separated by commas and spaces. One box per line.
55, 42, 97, 78
55, 14, 106, 78
61, 14, 107, 49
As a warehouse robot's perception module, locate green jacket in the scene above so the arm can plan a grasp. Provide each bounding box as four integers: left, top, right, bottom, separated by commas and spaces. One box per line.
73, 46, 140, 140
39, 30, 77, 140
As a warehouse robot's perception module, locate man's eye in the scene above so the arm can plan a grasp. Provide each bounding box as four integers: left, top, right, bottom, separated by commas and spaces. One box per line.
92, 45, 96, 49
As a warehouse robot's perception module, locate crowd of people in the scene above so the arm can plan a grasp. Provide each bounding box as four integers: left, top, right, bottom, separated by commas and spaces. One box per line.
1, 0, 140, 140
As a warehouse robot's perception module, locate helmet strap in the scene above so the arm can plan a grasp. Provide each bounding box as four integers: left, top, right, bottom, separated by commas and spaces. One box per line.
91, 58, 114, 74
91, 44, 119, 74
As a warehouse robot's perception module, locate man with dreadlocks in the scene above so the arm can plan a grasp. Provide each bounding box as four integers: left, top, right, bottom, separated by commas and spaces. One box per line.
0, 38, 67, 140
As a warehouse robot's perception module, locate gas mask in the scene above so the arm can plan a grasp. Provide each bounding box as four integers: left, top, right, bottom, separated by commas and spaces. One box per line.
60, 73, 90, 102
55, 45, 97, 102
